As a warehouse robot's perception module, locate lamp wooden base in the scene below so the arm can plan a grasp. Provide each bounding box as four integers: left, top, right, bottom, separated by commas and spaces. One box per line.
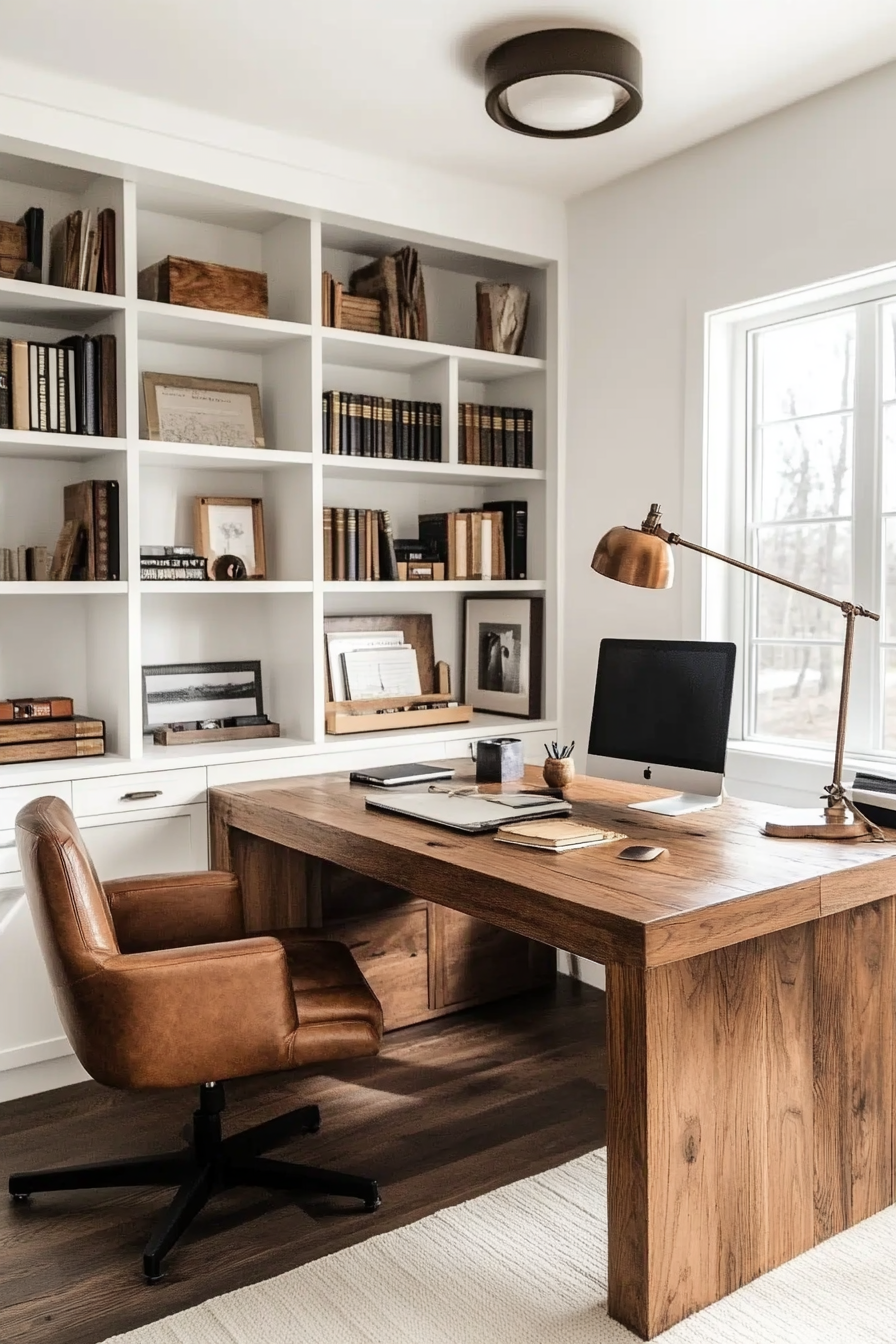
763, 808, 870, 840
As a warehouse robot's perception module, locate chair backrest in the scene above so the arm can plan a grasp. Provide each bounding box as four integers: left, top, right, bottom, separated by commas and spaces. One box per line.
15, 796, 119, 1051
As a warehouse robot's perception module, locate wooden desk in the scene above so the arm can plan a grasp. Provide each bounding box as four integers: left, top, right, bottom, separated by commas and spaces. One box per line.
209, 765, 896, 1339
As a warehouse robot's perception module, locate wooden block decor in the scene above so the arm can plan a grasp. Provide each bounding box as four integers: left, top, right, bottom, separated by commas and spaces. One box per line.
339, 293, 381, 334
475, 281, 529, 355
138, 255, 269, 319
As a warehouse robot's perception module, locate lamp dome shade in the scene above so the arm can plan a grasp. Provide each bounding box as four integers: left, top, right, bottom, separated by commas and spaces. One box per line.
485, 29, 642, 139
591, 526, 674, 589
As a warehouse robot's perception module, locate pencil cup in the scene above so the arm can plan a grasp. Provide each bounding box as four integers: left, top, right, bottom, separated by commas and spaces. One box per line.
543, 757, 575, 789
476, 737, 525, 784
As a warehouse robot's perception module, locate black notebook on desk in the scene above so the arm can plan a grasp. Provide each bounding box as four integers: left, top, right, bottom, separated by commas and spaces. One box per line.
350, 762, 455, 788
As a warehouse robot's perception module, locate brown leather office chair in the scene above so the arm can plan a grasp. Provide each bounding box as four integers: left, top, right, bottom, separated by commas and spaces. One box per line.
8, 797, 384, 1281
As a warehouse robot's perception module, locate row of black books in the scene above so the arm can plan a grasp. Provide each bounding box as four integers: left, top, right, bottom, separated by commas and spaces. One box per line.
458, 403, 533, 469
140, 545, 208, 581
322, 391, 442, 461
0, 334, 117, 436
323, 507, 399, 581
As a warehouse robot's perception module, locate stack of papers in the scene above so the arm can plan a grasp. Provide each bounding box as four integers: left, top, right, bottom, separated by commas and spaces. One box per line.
495, 819, 628, 851
327, 630, 421, 702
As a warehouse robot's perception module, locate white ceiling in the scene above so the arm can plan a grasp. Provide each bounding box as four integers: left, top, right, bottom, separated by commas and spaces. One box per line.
3, 0, 896, 199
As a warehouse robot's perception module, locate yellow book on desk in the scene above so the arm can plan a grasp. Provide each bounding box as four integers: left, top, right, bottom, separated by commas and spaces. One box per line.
495, 819, 627, 851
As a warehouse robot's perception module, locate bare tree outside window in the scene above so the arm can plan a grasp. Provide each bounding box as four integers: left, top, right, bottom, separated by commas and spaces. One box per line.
750, 311, 855, 744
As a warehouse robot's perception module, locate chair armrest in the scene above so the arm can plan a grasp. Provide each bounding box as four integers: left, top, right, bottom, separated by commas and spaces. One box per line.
75, 937, 299, 1090
104, 870, 245, 953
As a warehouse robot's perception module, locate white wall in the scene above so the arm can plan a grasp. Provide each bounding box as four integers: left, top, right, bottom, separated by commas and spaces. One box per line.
565, 59, 896, 801
0, 57, 564, 266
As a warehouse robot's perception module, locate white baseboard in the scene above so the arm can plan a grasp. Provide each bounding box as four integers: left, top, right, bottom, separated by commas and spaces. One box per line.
557, 950, 605, 991
0, 1053, 89, 1104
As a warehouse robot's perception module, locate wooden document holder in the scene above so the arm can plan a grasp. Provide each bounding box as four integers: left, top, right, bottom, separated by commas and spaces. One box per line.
323, 613, 472, 735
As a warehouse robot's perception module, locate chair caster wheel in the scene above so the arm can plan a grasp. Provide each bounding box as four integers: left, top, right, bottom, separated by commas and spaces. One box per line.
144, 1268, 164, 1284
11, 1192, 30, 1203
364, 1195, 381, 1211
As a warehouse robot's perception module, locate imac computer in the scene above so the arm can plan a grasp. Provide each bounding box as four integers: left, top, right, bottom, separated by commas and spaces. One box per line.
587, 638, 737, 816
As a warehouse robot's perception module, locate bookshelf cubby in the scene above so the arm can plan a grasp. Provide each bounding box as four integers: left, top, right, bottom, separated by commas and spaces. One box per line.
0, 154, 560, 778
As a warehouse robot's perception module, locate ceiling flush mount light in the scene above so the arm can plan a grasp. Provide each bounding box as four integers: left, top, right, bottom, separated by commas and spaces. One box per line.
485, 28, 642, 138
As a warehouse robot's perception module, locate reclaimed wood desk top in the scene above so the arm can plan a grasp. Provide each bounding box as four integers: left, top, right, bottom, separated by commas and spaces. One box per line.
210, 763, 896, 968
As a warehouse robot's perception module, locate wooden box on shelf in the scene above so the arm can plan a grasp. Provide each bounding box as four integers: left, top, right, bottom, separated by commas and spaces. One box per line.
323, 612, 471, 735
138, 255, 269, 319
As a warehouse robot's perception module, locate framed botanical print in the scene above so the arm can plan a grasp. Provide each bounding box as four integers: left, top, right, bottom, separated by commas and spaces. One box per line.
194, 496, 266, 579
463, 595, 544, 718
143, 372, 265, 448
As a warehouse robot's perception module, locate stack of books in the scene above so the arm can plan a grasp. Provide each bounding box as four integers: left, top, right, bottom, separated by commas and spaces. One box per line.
0, 546, 50, 580
458, 403, 533, 468
0, 333, 117, 435
419, 502, 529, 580
0, 711, 105, 766
56, 480, 121, 580
323, 507, 398, 581
140, 546, 208, 581
322, 391, 442, 460
48, 208, 116, 293
418, 511, 507, 581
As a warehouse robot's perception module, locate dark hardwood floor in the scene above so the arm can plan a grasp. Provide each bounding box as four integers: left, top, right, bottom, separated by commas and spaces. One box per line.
0, 980, 605, 1344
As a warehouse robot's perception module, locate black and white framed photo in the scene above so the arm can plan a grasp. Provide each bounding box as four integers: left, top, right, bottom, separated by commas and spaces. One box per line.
142, 660, 263, 732
462, 596, 543, 718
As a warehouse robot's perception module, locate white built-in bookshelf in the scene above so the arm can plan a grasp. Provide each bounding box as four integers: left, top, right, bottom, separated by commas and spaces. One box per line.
0, 152, 560, 785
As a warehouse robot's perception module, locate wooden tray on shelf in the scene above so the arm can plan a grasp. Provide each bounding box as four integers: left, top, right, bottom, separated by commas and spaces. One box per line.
326, 694, 471, 735
152, 722, 280, 746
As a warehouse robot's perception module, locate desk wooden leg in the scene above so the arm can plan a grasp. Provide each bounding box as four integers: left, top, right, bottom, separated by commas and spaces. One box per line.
606, 901, 896, 1339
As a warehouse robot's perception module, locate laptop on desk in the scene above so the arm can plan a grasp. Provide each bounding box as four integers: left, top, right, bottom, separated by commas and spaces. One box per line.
364, 789, 572, 834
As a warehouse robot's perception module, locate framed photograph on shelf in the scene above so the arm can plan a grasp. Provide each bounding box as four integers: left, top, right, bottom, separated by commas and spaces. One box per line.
142, 660, 263, 732
143, 372, 265, 448
194, 496, 266, 579
462, 595, 543, 718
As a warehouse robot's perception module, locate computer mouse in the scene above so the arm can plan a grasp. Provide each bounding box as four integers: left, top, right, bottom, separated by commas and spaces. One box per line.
618, 845, 666, 862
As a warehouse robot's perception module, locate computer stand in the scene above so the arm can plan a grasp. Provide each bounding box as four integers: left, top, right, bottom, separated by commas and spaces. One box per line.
629, 792, 724, 816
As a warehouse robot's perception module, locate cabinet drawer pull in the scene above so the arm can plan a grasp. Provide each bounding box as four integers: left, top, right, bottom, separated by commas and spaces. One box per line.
120, 790, 163, 801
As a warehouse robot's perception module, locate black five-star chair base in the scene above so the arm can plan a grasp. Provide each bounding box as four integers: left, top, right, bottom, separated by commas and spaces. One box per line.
9, 1081, 380, 1281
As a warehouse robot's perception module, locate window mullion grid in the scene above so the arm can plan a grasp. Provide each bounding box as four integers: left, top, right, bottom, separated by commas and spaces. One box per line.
849, 300, 881, 754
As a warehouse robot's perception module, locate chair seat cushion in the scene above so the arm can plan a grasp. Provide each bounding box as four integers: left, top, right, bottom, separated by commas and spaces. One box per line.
261, 930, 384, 1067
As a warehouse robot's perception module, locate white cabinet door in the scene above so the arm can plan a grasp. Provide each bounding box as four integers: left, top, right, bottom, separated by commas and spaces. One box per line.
81, 803, 208, 877
0, 804, 208, 1084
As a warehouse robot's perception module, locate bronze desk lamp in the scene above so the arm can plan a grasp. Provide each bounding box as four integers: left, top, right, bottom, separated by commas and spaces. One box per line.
592, 503, 881, 840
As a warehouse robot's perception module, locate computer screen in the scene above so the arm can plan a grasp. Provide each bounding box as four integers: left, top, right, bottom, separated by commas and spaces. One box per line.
588, 639, 737, 776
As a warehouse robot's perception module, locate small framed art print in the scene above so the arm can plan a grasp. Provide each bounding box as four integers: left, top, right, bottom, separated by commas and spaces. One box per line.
462, 595, 543, 718
194, 496, 267, 579
142, 660, 263, 732
143, 372, 265, 448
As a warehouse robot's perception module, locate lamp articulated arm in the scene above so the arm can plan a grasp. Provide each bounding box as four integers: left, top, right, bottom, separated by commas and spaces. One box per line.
592, 503, 884, 839
639, 504, 880, 624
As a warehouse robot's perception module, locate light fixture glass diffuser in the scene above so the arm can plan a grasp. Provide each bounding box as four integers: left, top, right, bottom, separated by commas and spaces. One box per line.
503, 74, 627, 133
485, 28, 642, 139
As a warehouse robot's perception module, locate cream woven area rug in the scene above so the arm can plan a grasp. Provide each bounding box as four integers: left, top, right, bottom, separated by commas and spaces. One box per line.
104, 1149, 896, 1344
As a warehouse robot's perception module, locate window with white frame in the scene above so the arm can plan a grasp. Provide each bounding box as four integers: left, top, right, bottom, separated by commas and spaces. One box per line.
734, 291, 896, 756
